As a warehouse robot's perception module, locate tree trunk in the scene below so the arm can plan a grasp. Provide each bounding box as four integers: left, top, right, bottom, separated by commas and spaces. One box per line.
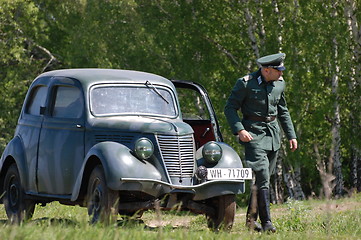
274, 151, 284, 204
272, 0, 285, 50
283, 164, 305, 201
345, 0, 361, 85
330, 1, 344, 197
242, 0, 260, 60
350, 146, 361, 192
276, 143, 305, 201
357, 150, 361, 192
330, 53, 343, 196
314, 143, 335, 199
345, 0, 361, 193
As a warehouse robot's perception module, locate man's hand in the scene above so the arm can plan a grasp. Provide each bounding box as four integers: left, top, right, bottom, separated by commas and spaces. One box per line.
289, 139, 298, 152
238, 130, 253, 142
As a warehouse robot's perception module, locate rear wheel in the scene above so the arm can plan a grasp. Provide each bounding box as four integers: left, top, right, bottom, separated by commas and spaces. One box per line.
206, 194, 236, 231
87, 165, 119, 225
3, 164, 35, 224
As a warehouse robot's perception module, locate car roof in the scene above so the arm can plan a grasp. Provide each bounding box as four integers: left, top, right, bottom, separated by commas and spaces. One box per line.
36, 69, 172, 87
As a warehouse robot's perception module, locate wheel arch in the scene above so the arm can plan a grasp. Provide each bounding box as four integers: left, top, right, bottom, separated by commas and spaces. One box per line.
196, 142, 244, 168
0, 156, 17, 203
73, 155, 101, 205
71, 141, 162, 202
0, 136, 29, 198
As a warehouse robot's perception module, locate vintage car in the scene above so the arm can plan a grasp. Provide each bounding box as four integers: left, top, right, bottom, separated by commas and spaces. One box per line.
0, 69, 251, 230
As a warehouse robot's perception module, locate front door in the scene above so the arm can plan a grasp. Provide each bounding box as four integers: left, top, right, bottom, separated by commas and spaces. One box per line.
37, 82, 85, 195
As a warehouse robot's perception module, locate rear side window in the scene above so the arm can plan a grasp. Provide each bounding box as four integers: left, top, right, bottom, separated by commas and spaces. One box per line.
25, 86, 47, 116
52, 86, 83, 118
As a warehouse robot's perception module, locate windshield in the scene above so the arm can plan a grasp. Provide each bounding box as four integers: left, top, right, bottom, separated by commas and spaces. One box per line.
90, 85, 177, 117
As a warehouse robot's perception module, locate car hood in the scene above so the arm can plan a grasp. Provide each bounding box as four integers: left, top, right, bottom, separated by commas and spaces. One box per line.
87, 116, 194, 135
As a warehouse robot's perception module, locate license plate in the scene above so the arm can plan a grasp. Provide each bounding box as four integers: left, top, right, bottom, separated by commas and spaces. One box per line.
207, 168, 252, 180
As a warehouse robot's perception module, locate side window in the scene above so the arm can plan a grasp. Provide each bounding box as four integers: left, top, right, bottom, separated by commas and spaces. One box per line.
52, 86, 83, 118
26, 86, 48, 116
176, 88, 210, 120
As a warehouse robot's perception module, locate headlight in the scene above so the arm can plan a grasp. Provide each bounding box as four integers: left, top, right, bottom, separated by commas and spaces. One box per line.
134, 138, 154, 160
202, 141, 222, 164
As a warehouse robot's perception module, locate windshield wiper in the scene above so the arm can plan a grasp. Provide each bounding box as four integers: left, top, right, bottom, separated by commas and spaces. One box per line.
145, 80, 169, 104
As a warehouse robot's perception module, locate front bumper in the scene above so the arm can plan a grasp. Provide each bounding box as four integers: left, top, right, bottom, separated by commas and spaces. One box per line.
117, 178, 245, 201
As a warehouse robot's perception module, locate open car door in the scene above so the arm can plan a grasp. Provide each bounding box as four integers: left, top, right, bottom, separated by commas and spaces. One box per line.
172, 80, 223, 149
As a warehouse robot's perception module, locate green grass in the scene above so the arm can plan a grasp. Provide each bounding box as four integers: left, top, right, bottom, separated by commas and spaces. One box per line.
1, 193, 361, 240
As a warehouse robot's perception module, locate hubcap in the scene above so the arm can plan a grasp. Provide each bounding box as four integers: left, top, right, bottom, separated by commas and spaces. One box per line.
9, 179, 19, 209
93, 188, 102, 212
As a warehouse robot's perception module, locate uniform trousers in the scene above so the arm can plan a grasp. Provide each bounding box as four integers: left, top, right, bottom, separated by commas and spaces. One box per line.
245, 146, 278, 190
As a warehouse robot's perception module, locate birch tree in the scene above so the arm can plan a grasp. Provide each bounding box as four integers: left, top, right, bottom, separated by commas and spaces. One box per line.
329, 1, 344, 196
345, 0, 361, 193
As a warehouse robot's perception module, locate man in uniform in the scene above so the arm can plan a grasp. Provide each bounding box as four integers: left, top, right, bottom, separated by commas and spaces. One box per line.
224, 53, 298, 232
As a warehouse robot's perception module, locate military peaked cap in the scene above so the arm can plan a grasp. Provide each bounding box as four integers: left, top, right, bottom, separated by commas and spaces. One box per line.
257, 53, 286, 71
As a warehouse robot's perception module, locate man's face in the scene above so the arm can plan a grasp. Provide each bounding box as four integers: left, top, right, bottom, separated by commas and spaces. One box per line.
265, 68, 283, 81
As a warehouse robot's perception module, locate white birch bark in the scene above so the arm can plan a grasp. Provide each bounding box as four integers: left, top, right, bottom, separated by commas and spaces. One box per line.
254, 0, 266, 48
242, 0, 260, 60
273, 0, 305, 201
345, 0, 361, 84
345, 0, 361, 192
329, 1, 344, 197
273, 0, 285, 49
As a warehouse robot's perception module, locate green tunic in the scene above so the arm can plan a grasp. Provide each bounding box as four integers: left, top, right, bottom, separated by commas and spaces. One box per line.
224, 69, 296, 149
224, 69, 296, 186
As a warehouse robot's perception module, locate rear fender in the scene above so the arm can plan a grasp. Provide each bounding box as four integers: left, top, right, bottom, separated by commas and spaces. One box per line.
0, 137, 29, 194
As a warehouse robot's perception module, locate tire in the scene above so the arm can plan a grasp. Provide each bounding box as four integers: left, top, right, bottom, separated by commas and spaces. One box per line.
87, 165, 119, 225
3, 164, 35, 224
206, 194, 236, 231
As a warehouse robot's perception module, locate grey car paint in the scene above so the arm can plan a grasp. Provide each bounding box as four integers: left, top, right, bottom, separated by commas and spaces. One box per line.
0, 69, 247, 227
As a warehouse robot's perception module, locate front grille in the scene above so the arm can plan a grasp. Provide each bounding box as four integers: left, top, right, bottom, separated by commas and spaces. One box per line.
156, 134, 195, 179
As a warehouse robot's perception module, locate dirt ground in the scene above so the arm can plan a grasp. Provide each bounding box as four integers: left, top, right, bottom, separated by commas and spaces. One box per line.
144, 197, 361, 228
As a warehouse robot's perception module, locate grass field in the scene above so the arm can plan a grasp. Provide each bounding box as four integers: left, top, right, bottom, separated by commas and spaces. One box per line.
1, 193, 361, 240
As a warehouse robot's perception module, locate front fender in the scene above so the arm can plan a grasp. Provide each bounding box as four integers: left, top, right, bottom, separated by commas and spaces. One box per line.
71, 141, 162, 201
196, 142, 243, 168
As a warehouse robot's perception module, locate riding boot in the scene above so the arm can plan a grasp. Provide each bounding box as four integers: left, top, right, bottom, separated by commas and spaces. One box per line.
257, 188, 276, 233
245, 190, 262, 231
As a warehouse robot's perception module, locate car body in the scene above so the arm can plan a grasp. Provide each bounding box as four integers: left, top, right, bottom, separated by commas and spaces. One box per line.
0, 69, 250, 229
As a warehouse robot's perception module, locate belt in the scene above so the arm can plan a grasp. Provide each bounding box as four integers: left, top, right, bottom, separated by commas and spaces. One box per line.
244, 115, 276, 123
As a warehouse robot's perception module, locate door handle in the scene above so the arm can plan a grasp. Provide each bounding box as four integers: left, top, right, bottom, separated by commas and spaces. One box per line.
201, 128, 210, 138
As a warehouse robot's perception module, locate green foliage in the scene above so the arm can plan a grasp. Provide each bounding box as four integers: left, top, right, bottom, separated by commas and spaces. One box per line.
277, 199, 310, 232
0, 0, 51, 152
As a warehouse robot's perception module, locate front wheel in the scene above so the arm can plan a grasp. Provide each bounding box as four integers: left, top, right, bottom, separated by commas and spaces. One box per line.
3, 164, 35, 224
206, 194, 236, 231
87, 165, 119, 225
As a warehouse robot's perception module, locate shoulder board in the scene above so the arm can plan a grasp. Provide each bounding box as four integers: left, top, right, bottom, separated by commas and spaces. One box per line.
242, 75, 253, 82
